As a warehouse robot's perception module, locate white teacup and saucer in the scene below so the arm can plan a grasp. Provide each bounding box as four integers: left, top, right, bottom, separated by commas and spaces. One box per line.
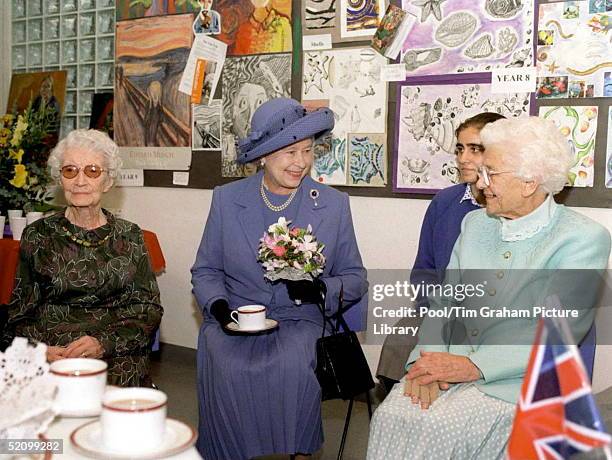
70, 387, 197, 459
225, 305, 278, 333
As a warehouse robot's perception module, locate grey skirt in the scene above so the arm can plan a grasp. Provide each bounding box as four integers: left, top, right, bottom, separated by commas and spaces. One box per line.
367, 381, 515, 460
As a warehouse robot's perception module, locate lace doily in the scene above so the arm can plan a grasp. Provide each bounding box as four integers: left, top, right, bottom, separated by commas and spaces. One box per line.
0, 337, 58, 440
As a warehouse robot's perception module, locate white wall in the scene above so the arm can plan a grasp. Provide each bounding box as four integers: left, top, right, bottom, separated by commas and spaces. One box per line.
103, 188, 612, 392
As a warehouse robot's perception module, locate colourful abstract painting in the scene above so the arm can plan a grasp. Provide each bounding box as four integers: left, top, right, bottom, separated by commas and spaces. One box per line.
537, 2, 612, 98
538, 105, 598, 187
395, 82, 530, 193
115, 15, 192, 147
302, 47, 387, 185
116, 0, 198, 21
400, 0, 534, 76
340, 0, 385, 39
348, 133, 387, 186
214, 0, 292, 55
221, 53, 292, 177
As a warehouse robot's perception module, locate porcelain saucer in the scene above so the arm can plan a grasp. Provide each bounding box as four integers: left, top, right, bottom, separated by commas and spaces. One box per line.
225, 319, 279, 333
70, 418, 197, 459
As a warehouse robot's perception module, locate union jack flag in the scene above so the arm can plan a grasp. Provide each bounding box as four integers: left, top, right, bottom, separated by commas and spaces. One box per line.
507, 317, 611, 459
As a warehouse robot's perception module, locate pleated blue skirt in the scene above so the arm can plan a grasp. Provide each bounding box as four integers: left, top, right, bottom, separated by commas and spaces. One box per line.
196, 319, 324, 459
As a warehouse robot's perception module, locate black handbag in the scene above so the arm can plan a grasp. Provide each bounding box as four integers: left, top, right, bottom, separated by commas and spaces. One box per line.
315, 286, 375, 401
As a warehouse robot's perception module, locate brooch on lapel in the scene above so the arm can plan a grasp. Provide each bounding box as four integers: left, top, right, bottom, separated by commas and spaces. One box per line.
309, 189, 319, 207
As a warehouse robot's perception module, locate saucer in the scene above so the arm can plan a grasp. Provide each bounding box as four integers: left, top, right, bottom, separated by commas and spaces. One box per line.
225, 319, 279, 333
70, 418, 197, 459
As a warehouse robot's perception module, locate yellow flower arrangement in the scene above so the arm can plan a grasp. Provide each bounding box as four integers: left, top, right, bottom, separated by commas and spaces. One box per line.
0, 103, 55, 213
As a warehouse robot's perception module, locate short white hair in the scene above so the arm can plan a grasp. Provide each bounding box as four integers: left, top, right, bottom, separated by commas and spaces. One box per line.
480, 116, 573, 195
48, 129, 122, 183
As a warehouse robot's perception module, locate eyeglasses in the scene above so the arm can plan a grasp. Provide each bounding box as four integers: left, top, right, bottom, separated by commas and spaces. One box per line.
60, 164, 106, 179
478, 165, 514, 187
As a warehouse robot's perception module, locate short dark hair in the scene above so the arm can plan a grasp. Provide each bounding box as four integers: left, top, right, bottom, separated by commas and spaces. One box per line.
455, 112, 506, 138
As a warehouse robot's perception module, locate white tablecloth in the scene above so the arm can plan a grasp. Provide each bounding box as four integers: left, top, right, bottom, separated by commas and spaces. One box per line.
45, 416, 201, 459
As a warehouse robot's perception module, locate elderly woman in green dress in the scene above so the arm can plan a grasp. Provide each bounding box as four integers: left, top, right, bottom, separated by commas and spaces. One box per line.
1, 129, 162, 387
367, 116, 611, 459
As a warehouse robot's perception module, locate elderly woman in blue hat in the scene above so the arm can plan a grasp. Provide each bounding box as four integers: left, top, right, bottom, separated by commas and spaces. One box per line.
191, 98, 368, 459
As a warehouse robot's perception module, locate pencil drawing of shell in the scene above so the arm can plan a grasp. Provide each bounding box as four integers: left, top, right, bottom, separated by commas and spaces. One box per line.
485, 0, 523, 19
497, 27, 518, 55
435, 12, 477, 48
429, 119, 456, 153
405, 158, 430, 174
464, 34, 494, 59
401, 102, 431, 141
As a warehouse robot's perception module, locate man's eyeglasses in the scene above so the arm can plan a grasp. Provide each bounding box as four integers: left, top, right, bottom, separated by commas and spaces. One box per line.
478, 165, 514, 187
60, 164, 106, 179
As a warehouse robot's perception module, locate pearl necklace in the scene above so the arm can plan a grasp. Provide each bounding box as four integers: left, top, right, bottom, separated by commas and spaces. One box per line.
260, 178, 298, 212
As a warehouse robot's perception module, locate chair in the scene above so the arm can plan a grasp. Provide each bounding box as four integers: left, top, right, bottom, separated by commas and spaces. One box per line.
0, 239, 20, 305
142, 230, 166, 352
142, 229, 166, 275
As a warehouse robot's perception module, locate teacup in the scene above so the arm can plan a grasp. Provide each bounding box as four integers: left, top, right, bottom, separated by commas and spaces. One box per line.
50, 358, 107, 416
101, 387, 167, 453
230, 305, 266, 330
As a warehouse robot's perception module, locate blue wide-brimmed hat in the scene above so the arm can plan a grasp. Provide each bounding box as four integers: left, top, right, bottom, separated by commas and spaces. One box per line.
236, 98, 334, 164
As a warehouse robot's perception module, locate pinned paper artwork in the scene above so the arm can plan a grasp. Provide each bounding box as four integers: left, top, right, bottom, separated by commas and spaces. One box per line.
348, 133, 387, 186
606, 107, 612, 188
303, 0, 338, 35
302, 47, 387, 185
116, 0, 197, 21
115, 15, 192, 148
193, 99, 221, 151
214, 0, 292, 55
192, 1, 221, 35
340, 0, 385, 39
395, 82, 530, 193
538, 105, 597, 187
536, 2, 612, 97
400, 0, 534, 76
222, 53, 291, 177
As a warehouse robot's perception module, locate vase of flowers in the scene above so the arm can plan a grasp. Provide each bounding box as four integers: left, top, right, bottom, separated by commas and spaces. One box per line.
258, 217, 326, 282
0, 102, 56, 215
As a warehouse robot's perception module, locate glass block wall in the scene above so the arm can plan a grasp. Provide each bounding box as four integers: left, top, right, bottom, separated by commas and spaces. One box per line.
11, 0, 115, 137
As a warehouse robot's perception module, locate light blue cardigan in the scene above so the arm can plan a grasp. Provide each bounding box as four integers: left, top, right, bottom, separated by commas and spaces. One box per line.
406, 197, 611, 403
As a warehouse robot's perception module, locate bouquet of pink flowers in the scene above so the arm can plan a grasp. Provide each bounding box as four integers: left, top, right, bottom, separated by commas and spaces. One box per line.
258, 217, 326, 282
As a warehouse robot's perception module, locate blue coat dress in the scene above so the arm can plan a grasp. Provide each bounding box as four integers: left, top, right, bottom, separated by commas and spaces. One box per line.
191, 171, 368, 459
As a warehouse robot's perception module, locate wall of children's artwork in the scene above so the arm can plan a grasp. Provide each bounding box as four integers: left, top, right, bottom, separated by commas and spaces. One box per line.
113, 0, 610, 208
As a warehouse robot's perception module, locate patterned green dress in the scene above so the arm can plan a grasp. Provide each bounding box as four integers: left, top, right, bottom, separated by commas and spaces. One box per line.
2, 210, 163, 386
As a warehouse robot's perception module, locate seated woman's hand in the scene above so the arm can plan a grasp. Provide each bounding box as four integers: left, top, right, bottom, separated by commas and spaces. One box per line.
404, 378, 449, 410
64, 335, 104, 359
407, 351, 481, 385
286, 279, 326, 305
46, 345, 67, 362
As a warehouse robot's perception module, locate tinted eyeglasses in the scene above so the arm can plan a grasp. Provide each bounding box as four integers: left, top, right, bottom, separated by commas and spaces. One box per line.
60, 164, 106, 179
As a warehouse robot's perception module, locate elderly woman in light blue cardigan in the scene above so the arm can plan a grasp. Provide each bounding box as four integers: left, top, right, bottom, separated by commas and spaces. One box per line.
367, 116, 611, 460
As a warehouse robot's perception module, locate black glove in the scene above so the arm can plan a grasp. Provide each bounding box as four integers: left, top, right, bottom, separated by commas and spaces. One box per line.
210, 299, 232, 328
286, 279, 326, 305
